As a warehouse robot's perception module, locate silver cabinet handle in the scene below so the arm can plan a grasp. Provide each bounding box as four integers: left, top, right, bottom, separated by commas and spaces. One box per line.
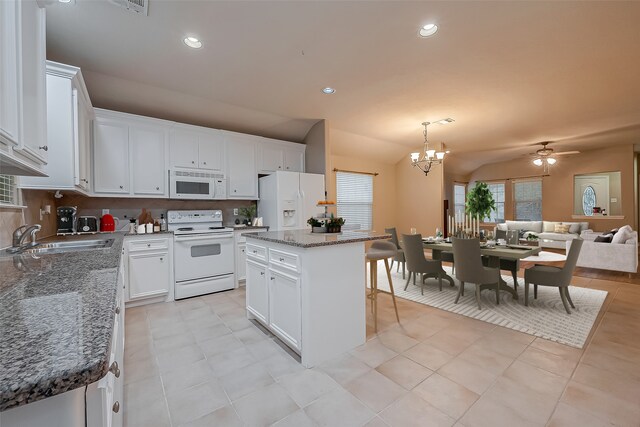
203, 161, 207, 165
270, 277, 275, 280
252, 250, 257, 253
112, 401, 120, 413
278, 166, 281, 169
156, 186, 160, 190
109, 361, 120, 378
147, 244, 151, 247
279, 257, 285, 262
39, 145, 48, 151
160, 257, 163, 262
119, 185, 123, 189
191, 160, 195, 164
115, 306, 120, 314
260, 271, 265, 276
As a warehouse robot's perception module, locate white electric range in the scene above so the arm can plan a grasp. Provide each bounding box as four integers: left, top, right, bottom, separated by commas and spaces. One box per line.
168, 210, 235, 300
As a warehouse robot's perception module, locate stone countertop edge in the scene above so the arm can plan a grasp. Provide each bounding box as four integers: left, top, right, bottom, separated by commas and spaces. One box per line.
0, 233, 125, 412
244, 230, 392, 248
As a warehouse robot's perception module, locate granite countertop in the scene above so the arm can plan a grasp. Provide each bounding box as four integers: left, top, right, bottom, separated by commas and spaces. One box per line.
0, 233, 125, 411
244, 229, 391, 248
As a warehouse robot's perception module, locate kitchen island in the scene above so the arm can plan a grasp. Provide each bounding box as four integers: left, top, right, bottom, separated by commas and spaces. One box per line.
244, 229, 390, 367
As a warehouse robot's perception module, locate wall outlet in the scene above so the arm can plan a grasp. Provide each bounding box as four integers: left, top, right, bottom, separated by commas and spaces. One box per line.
102, 209, 110, 216
234, 208, 239, 215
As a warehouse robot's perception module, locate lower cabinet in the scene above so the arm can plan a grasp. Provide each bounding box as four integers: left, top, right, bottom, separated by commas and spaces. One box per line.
234, 227, 268, 287
246, 259, 269, 324
124, 236, 173, 306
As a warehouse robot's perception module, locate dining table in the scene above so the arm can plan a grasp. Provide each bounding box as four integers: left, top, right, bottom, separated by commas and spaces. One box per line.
422, 239, 542, 300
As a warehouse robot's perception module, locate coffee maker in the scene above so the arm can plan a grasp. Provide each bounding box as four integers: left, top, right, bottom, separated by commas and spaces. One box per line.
57, 206, 77, 235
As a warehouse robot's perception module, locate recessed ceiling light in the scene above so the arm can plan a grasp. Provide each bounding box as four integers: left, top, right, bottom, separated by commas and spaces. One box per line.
419, 23, 438, 38
183, 36, 202, 49
322, 87, 336, 94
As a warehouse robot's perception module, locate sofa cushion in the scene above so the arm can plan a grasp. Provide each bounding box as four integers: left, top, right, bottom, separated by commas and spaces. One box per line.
594, 234, 613, 243
562, 222, 581, 234
612, 227, 632, 244
554, 223, 571, 234
496, 223, 508, 231
538, 232, 580, 241
505, 220, 543, 233
543, 221, 560, 232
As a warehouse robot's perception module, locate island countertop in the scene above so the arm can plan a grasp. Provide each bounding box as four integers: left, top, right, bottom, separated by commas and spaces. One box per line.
244, 229, 391, 248
0, 233, 125, 412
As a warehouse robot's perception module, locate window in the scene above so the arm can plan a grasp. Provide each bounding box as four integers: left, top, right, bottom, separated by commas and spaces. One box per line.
336, 172, 373, 230
453, 183, 466, 216
0, 175, 18, 206
484, 182, 505, 223
513, 179, 542, 221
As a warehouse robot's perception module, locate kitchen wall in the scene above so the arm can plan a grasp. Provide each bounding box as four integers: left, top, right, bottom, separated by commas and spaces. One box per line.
304, 120, 330, 176
328, 155, 397, 232
53, 194, 255, 229
0, 190, 57, 249
466, 144, 636, 231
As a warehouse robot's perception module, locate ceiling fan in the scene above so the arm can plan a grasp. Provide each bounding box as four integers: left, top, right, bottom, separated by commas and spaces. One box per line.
529, 142, 580, 171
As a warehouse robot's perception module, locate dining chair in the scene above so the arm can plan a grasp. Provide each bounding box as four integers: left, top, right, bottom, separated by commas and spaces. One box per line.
385, 227, 406, 279
366, 240, 400, 332
402, 234, 453, 294
524, 238, 584, 314
451, 237, 501, 310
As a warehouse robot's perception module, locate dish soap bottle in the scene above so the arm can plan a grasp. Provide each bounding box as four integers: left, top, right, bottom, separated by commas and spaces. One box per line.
160, 214, 167, 232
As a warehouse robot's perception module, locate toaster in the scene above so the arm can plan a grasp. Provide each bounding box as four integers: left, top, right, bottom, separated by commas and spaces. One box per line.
77, 216, 98, 233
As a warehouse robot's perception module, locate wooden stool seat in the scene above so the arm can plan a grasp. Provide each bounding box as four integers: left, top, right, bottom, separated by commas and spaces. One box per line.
366, 241, 400, 332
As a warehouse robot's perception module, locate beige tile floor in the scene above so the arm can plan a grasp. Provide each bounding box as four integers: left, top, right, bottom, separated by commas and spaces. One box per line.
123, 274, 640, 427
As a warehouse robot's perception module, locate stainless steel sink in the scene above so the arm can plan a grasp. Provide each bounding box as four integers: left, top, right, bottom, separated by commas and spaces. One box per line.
21, 238, 115, 254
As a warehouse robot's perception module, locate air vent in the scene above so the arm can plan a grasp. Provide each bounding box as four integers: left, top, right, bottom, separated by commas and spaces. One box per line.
109, 0, 148, 15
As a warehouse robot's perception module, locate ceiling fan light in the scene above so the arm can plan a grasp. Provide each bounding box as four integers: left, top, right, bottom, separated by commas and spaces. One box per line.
533, 158, 543, 166
547, 157, 557, 165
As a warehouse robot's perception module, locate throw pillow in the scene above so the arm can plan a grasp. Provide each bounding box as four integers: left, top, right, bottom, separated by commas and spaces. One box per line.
554, 223, 570, 234
562, 222, 581, 234
594, 234, 613, 243
608, 228, 619, 235
543, 221, 558, 232
619, 224, 633, 234
611, 228, 631, 244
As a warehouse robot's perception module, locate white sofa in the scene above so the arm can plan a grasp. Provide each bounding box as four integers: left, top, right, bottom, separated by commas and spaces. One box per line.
495, 220, 590, 250
569, 229, 638, 275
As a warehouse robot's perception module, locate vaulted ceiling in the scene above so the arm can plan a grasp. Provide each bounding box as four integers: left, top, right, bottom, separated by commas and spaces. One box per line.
46, 1, 640, 171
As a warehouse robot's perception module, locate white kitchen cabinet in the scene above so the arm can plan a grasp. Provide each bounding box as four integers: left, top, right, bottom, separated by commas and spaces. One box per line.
268, 268, 302, 351
246, 259, 269, 324
20, 61, 94, 193
234, 227, 267, 287
130, 126, 167, 196
170, 125, 225, 172
225, 131, 258, 199
124, 236, 173, 306
93, 119, 130, 194
258, 138, 306, 174
0, 0, 20, 149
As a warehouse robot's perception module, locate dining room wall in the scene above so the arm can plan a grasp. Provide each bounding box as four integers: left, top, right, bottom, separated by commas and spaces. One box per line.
466, 144, 636, 231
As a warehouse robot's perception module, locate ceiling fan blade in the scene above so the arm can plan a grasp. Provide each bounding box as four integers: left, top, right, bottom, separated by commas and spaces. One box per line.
554, 151, 580, 156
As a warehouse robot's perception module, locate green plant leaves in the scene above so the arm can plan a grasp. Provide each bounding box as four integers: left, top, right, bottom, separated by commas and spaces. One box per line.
465, 182, 496, 220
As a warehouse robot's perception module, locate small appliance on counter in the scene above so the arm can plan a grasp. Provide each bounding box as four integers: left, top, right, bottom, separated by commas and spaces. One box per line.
100, 214, 117, 232
56, 206, 77, 235
77, 216, 98, 234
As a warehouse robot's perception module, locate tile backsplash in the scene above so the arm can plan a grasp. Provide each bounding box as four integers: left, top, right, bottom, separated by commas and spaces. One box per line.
0, 190, 57, 249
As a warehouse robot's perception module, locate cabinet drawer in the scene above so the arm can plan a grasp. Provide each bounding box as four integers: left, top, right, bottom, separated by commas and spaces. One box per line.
246, 243, 267, 261
269, 248, 300, 273
128, 238, 169, 252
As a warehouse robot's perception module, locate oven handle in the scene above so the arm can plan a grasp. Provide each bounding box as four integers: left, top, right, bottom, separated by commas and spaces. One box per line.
175, 234, 234, 242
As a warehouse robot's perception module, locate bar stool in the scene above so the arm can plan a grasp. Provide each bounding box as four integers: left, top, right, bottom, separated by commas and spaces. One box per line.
366, 240, 400, 332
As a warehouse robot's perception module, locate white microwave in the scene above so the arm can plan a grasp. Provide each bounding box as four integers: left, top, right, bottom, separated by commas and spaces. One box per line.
169, 170, 227, 200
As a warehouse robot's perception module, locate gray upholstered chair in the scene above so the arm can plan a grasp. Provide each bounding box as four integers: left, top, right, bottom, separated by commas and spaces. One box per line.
483, 228, 519, 287
524, 238, 584, 314
452, 238, 501, 310
402, 234, 453, 294
366, 240, 400, 332
385, 227, 406, 279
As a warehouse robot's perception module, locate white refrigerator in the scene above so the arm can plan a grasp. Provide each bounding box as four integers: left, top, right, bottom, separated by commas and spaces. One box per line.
258, 171, 325, 231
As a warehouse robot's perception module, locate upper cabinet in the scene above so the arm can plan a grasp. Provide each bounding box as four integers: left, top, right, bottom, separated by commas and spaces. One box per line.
225, 131, 258, 199
169, 125, 224, 173
130, 126, 167, 196
93, 117, 130, 194
258, 138, 305, 174
0, 0, 47, 176
20, 62, 94, 192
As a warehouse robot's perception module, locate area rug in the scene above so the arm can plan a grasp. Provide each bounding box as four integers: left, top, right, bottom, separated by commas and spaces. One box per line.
369, 263, 607, 348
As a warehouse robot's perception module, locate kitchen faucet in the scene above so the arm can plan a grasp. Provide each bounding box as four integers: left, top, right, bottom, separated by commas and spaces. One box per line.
8, 224, 42, 253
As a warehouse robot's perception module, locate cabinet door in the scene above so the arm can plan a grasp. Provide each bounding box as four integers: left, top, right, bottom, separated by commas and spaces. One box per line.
169, 129, 199, 168
198, 130, 224, 171
246, 260, 268, 324
236, 243, 247, 282
259, 143, 283, 173
284, 148, 305, 172
76, 94, 92, 191
128, 251, 170, 300
226, 133, 257, 198
130, 126, 167, 196
0, 0, 20, 148
93, 120, 130, 194
268, 268, 301, 351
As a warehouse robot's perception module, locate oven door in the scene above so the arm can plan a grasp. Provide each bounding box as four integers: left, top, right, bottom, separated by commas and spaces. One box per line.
174, 233, 234, 282
170, 173, 215, 200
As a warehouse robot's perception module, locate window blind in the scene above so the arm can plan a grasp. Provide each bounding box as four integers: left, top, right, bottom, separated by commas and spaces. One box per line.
453, 184, 466, 215
514, 179, 542, 221
485, 182, 505, 222
0, 175, 17, 205
336, 172, 373, 231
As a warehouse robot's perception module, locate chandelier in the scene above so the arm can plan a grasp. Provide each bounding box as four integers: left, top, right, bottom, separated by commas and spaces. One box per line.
410, 120, 449, 176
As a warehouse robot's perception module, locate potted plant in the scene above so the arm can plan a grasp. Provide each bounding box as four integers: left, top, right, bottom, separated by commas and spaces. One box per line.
326, 215, 345, 233
465, 182, 496, 225
307, 217, 326, 233
239, 205, 257, 226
